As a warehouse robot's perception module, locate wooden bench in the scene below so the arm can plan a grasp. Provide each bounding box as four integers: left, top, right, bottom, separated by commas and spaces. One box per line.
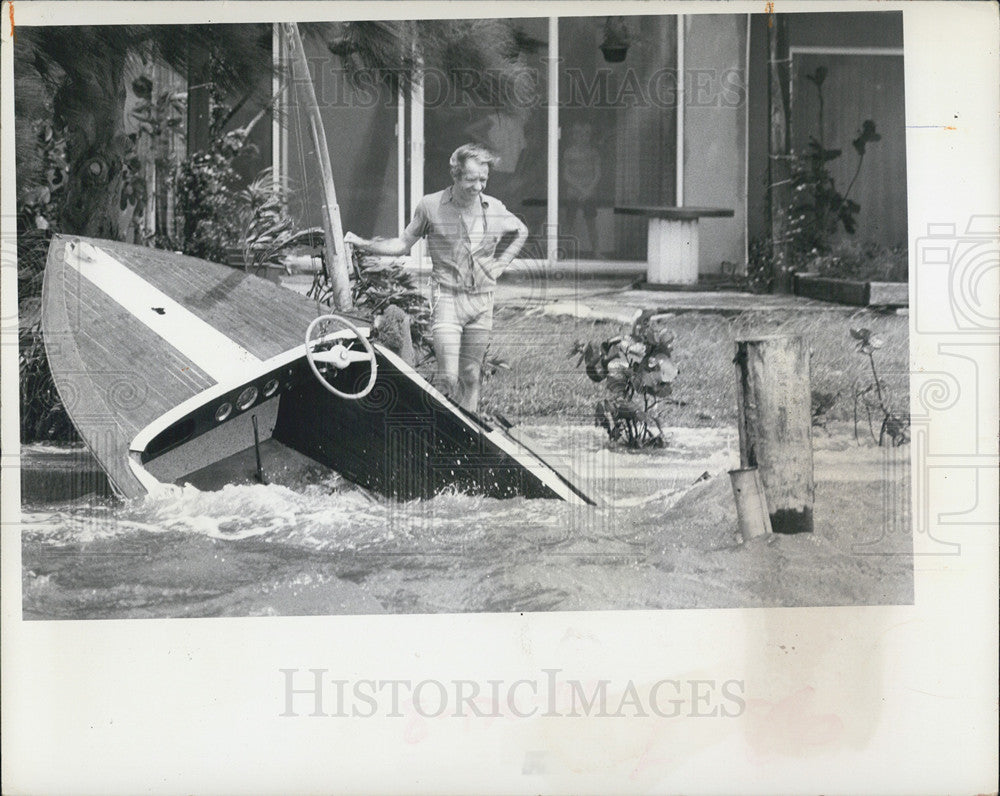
613, 205, 734, 286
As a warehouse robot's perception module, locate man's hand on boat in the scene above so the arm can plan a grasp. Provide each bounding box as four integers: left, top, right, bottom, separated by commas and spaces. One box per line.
343, 231, 365, 249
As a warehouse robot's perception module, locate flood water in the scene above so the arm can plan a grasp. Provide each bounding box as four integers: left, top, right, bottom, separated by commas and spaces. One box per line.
21, 423, 914, 619
21, 426, 745, 619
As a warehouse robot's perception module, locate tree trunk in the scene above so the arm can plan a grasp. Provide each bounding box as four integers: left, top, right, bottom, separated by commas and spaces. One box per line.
56, 53, 139, 241
766, 13, 792, 293
734, 335, 814, 534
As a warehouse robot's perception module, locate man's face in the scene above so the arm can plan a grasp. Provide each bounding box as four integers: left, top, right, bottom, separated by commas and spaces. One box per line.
453, 159, 490, 202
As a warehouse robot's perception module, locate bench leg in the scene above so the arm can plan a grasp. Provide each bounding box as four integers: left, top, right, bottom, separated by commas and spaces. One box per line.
647, 217, 699, 285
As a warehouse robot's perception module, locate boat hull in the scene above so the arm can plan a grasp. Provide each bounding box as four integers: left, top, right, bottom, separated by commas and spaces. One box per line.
41, 236, 594, 504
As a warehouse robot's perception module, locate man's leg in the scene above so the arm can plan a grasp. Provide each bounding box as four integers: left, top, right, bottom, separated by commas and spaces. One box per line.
431, 290, 461, 398
432, 324, 461, 398
457, 325, 490, 413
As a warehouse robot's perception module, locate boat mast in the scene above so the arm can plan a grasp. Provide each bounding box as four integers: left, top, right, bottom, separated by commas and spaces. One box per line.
282, 22, 353, 311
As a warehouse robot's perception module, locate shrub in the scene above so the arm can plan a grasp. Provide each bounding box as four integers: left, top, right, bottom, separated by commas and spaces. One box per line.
309, 252, 434, 363
785, 67, 882, 261
167, 126, 249, 263
234, 168, 323, 277
806, 239, 908, 283
571, 311, 679, 448
850, 327, 909, 446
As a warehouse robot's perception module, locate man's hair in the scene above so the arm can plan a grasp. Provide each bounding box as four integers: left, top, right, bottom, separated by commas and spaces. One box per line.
449, 143, 498, 179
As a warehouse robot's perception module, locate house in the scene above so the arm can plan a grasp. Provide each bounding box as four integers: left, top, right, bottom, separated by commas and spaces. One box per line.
273, 11, 905, 277
128, 12, 906, 276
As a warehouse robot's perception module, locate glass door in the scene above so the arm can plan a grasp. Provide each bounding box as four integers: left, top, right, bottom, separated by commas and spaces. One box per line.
558, 15, 679, 261
422, 18, 550, 259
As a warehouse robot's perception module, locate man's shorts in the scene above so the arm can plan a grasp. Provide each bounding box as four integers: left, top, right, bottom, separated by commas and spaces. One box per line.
431, 285, 495, 333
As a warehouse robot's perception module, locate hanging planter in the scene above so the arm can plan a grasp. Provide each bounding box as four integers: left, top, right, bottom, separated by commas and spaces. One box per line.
600, 17, 633, 63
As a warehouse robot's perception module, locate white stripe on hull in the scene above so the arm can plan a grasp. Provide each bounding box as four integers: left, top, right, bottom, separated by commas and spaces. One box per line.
64, 239, 263, 383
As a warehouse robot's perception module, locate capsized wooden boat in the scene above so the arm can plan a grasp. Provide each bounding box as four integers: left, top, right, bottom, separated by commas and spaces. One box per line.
41, 236, 595, 505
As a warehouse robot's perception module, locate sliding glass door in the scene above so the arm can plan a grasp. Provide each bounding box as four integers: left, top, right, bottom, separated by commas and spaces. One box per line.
422, 18, 550, 259
558, 15, 678, 261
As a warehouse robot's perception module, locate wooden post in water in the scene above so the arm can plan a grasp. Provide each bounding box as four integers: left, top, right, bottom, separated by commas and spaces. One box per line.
729, 467, 772, 539
734, 335, 814, 533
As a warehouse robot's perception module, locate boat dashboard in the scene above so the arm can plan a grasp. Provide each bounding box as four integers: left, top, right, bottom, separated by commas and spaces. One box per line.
138, 357, 312, 466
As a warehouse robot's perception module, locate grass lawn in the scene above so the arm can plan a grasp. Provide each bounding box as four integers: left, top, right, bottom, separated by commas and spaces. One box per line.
478, 306, 909, 431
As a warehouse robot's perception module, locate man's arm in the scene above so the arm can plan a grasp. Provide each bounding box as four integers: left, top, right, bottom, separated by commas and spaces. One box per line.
346, 198, 427, 256
493, 213, 529, 269
344, 231, 418, 257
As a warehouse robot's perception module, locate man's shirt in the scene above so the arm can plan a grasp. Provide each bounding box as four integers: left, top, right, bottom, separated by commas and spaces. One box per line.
405, 187, 518, 293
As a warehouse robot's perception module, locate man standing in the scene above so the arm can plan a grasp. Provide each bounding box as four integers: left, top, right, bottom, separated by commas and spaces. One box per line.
346, 143, 529, 413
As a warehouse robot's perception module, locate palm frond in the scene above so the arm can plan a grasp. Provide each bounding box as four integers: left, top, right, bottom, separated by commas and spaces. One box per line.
21, 24, 273, 107
306, 18, 531, 107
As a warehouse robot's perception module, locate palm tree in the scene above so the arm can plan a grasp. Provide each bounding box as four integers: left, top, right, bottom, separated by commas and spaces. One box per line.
19, 24, 274, 241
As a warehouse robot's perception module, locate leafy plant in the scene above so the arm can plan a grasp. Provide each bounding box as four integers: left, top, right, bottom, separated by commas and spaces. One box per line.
850, 327, 909, 446
309, 251, 434, 362
160, 89, 317, 277
571, 311, 679, 448
786, 67, 881, 258
235, 169, 323, 277
167, 126, 250, 263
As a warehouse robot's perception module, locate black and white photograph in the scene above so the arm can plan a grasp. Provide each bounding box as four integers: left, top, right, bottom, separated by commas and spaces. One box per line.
14, 10, 914, 618
1, 1, 996, 794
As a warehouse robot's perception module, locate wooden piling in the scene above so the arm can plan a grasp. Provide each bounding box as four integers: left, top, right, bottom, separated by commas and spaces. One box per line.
729, 467, 773, 539
734, 335, 814, 533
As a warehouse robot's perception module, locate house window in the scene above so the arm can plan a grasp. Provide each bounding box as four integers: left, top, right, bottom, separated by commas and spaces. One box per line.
276, 16, 693, 266
422, 17, 550, 260
558, 15, 679, 261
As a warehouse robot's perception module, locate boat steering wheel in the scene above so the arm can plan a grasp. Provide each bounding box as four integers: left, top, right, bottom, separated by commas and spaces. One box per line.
304, 314, 378, 400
